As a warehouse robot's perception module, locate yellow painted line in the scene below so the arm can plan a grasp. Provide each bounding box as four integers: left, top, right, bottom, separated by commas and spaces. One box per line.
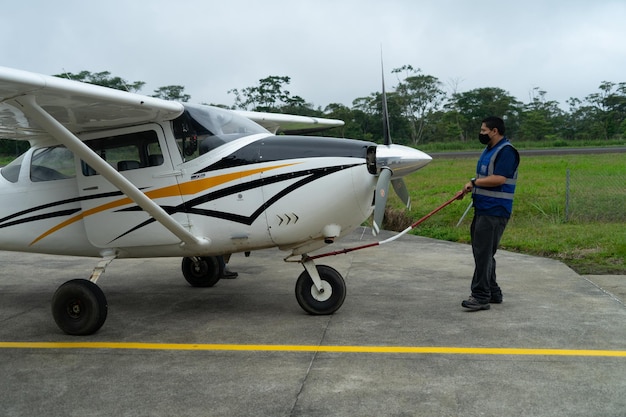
0, 342, 625, 357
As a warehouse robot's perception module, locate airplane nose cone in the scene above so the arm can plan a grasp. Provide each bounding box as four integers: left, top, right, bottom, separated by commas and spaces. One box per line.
375, 144, 432, 178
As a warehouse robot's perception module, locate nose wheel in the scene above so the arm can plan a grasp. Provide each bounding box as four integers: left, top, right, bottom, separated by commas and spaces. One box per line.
295, 263, 346, 315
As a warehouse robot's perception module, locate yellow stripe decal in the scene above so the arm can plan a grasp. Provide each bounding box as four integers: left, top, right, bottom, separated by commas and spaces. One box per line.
30, 162, 300, 245
30, 198, 134, 246
145, 163, 298, 199
0, 342, 625, 357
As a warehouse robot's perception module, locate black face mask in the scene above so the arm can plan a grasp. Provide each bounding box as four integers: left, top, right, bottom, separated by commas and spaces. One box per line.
478, 133, 491, 145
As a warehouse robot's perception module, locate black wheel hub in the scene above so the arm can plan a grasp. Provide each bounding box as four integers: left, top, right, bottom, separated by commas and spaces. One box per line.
66, 299, 83, 319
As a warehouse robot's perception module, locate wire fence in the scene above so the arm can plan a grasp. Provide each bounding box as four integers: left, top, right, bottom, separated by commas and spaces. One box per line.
565, 169, 626, 222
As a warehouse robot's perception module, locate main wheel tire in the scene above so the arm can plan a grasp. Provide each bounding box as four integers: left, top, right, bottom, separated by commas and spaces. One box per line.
295, 265, 346, 315
181, 256, 221, 287
51, 279, 108, 335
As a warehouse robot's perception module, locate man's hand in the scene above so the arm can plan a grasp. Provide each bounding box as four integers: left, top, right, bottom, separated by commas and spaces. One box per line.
456, 187, 470, 200
463, 181, 473, 195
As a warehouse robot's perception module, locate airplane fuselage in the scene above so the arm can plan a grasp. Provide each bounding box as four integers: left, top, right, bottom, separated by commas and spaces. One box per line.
0, 105, 380, 259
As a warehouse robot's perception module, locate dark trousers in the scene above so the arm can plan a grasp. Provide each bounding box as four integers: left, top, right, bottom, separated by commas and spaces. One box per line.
470, 214, 509, 302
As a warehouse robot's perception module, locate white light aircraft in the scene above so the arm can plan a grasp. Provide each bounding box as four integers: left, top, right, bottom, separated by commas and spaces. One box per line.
0, 66, 431, 335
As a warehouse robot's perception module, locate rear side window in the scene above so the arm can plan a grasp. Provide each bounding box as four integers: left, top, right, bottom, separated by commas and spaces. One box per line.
82, 130, 163, 176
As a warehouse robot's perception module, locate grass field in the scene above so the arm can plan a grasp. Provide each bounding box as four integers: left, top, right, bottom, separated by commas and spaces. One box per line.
383, 152, 626, 275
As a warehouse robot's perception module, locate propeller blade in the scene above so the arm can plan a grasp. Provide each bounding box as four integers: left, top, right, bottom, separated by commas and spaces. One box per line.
381, 53, 392, 146
392, 178, 411, 210
373, 167, 392, 236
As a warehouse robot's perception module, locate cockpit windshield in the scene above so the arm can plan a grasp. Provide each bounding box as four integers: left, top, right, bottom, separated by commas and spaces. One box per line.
185, 104, 268, 137
173, 104, 269, 161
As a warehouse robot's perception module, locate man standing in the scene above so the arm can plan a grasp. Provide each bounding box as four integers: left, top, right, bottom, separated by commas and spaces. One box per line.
461, 116, 520, 311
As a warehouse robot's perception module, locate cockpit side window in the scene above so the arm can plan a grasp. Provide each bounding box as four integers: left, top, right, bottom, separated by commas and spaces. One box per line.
30, 146, 76, 182
82, 130, 162, 176
172, 104, 268, 162
172, 111, 203, 162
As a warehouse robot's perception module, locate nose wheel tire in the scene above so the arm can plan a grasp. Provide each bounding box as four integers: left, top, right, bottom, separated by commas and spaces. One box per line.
295, 265, 346, 315
51, 279, 108, 335
181, 256, 221, 287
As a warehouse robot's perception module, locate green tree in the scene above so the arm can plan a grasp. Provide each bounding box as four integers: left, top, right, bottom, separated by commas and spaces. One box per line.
427, 109, 466, 143
324, 103, 360, 139
565, 97, 601, 140
392, 65, 446, 144
0, 139, 28, 157
152, 85, 190, 102
584, 81, 626, 140
518, 88, 565, 141
439, 78, 468, 142
350, 91, 411, 143
350, 93, 380, 141
228, 75, 308, 112
277, 101, 318, 117
54, 70, 145, 92
450, 87, 521, 140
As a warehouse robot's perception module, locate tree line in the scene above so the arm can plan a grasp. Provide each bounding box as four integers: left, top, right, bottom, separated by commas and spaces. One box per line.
230, 66, 626, 146
2, 67, 625, 155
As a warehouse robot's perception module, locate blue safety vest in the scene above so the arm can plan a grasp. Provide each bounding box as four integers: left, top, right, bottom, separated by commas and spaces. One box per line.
473, 139, 519, 218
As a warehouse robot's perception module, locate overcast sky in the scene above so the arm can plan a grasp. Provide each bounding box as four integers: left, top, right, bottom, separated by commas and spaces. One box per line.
3, 0, 626, 110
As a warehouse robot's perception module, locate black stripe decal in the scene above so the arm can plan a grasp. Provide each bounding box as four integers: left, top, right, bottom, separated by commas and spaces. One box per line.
106, 164, 358, 243
0, 208, 82, 229
0, 191, 123, 226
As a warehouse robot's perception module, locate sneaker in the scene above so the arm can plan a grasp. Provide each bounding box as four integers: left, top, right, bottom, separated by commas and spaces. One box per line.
462, 296, 490, 311
220, 267, 238, 279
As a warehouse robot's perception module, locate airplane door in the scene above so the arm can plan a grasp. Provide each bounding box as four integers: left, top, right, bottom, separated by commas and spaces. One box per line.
76, 125, 188, 248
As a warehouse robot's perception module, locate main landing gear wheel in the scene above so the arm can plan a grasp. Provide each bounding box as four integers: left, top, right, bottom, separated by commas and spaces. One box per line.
295, 265, 346, 315
51, 279, 108, 335
181, 256, 221, 287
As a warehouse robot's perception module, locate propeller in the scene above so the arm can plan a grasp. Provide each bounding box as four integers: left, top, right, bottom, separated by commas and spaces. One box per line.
391, 178, 411, 210
372, 53, 415, 235
372, 167, 392, 235
381, 54, 392, 147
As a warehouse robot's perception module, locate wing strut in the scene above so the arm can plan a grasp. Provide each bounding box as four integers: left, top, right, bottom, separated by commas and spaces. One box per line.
13, 94, 210, 251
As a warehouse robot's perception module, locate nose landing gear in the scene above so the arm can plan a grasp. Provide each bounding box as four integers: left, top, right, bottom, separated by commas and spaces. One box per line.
295, 257, 346, 315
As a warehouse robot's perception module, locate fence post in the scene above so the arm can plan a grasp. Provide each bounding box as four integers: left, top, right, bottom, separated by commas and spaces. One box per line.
565, 169, 570, 222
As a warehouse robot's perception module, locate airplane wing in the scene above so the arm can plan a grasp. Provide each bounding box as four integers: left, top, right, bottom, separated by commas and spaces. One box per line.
233, 110, 344, 135
0, 66, 184, 142
0, 66, 342, 140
